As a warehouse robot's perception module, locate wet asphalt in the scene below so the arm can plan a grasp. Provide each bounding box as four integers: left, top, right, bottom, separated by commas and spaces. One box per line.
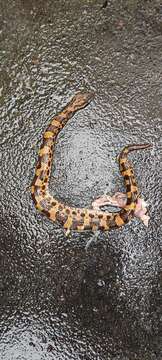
0, 0, 162, 359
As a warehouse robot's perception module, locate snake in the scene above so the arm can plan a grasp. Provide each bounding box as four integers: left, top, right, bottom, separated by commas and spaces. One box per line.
31, 92, 152, 232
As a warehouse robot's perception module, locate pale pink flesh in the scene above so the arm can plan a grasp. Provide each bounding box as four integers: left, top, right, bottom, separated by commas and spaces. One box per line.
92, 193, 149, 227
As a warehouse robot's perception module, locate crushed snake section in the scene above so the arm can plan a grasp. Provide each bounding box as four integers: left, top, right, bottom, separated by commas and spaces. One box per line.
31, 92, 152, 232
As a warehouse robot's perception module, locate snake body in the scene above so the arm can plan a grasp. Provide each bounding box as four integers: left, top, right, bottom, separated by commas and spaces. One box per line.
31, 92, 152, 232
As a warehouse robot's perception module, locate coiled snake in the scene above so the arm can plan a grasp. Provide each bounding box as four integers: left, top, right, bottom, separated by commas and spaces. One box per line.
31, 92, 152, 232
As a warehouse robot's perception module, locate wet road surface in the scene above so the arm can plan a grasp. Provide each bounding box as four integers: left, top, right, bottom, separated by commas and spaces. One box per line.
0, 0, 162, 359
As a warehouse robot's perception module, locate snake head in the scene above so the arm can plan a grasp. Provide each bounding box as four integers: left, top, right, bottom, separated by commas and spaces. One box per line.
71, 92, 95, 110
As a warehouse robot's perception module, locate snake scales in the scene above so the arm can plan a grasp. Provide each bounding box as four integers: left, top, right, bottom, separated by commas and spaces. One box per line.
31, 92, 152, 232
